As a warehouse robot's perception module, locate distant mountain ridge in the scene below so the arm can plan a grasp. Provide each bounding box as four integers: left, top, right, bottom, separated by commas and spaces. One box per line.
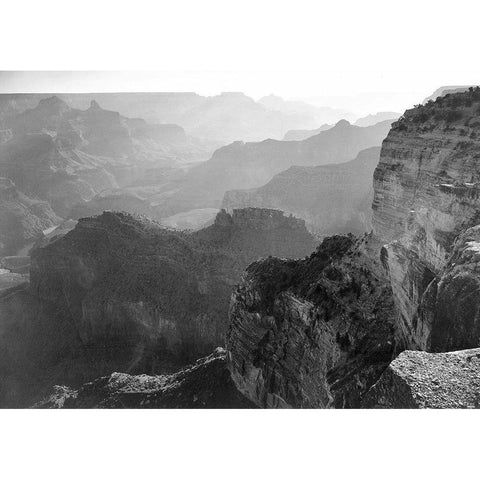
0, 92, 340, 144
155, 119, 393, 217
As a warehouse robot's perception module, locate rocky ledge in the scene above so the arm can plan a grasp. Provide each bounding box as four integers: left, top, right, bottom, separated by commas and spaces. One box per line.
363, 348, 480, 408
34, 348, 254, 409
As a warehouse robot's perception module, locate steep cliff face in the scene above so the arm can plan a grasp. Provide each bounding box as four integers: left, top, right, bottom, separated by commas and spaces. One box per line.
222, 147, 380, 236
1, 208, 314, 407
227, 235, 396, 408
372, 88, 480, 350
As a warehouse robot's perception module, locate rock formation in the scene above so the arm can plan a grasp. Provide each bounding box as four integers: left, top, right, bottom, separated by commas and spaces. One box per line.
363, 348, 480, 408
1, 208, 314, 407
222, 147, 380, 236
227, 234, 396, 408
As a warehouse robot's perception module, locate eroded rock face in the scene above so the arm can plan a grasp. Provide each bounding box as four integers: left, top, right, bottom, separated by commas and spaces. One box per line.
373, 89, 480, 350
363, 348, 480, 408
227, 235, 396, 408
34, 348, 254, 409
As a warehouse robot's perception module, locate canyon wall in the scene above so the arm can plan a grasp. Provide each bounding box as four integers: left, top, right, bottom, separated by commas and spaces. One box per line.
372, 89, 480, 351
226, 88, 480, 408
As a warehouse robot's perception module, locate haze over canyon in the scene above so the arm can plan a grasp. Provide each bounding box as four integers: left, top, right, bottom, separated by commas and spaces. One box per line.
1, 83, 479, 408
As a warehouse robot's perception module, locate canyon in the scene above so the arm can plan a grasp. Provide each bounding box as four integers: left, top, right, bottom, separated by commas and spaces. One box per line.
3, 89, 480, 408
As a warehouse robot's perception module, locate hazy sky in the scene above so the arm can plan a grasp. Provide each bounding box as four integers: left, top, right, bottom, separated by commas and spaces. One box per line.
1, 70, 479, 115
2, 0, 480, 115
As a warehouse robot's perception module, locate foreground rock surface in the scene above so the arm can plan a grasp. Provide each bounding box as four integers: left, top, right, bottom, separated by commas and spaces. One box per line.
34, 348, 254, 409
363, 349, 480, 408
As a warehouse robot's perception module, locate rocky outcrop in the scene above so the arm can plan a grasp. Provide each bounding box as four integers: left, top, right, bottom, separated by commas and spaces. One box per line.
363, 348, 480, 408
227, 234, 396, 408
373, 87, 480, 351
34, 348, 254, 409
157, 120, 393, 216
222, 147, 380, 236
1, 208, 314, 407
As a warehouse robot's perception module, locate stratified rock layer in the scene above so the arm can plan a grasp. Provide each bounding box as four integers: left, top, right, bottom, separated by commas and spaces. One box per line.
373, 88, 480, 351
363, 348, 480, 408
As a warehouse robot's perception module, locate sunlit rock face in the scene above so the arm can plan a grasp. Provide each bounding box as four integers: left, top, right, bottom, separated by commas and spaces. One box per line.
372, 88, 480, 350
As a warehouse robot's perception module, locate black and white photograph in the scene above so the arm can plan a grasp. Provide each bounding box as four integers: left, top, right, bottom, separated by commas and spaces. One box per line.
1, 0, 479, 478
